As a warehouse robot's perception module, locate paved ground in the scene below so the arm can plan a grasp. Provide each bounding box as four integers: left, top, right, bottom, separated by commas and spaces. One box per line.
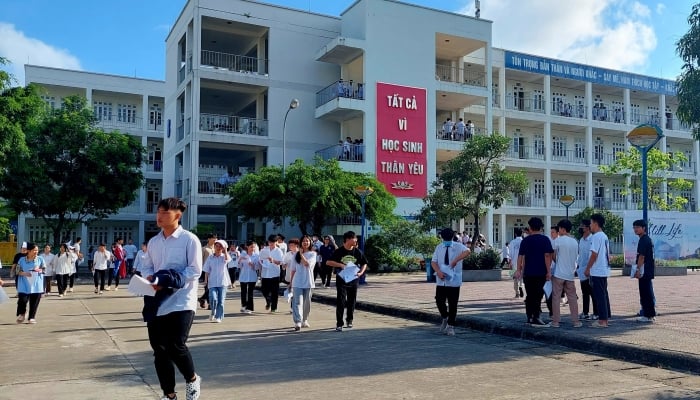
0, 271, 698, 399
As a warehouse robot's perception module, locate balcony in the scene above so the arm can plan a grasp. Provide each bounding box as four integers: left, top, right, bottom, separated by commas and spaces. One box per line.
508, 194, 546, 207
552, 103, 587, 120
200, 50, 268, 75
178, 64, 186, 84
197, 168, 240, 195
505, 96, 546, 114
629, 113, 661, 126
592, 105, 625, 124
551, 197, 587, 209
665, 117, 693, 132
435, 64, 486, 87
315, 144, 365, 163
96, 116, 142, 131
315, 36, 365, 64
315, 80, 365, 121
593, 152, 617, 166
593, 197, 627, 210
145, 161, 163, 173
507, 145, 545, 161
436, 125, 484, 140
199, 114, 268, 137
550, 150, 587, 164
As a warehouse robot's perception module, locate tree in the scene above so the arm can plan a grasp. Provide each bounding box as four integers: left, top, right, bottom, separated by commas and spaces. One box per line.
598, 148, 692, 211
227, 157, 396, 236
418, 134, 528, 246
570, 207, 623, 241
0, 95, 145, 245
676, 4, 700, 139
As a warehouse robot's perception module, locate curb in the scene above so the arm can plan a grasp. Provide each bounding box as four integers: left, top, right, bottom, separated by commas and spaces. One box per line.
312, 292, 699, 375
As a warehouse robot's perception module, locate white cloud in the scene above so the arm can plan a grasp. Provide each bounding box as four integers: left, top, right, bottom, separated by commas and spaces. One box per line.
0, 22, 82, 86
656, 3, 666, 15
458, 0, 658, 73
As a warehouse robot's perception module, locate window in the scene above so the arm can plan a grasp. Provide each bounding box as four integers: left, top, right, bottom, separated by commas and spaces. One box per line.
575, 181, 586, 200
89, 226, 109, 248
630, 104, 641, 124
534, 135, 545, 158
612, 142, 625, 161
647, 106, 660, 125
552, 136, 566, 158
94, 101, 113, 121
41, 95, 56, 110
612, 183, 625, 203
118, 103, 137, 123
575, 139, 586, 161
149, 103, 162, 129
574, 95, 585, 118
552, 92, 565, 115
492, 222, 499, 245
534, 179, 545, 198
593, 97, 605, 120
552, 180, 567, 198
612, 100, 624, 123
594, 138, 604, 163
532, 90, 544, 111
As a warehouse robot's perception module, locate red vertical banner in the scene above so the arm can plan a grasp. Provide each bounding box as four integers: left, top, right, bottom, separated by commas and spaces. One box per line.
376, 83, 427, 198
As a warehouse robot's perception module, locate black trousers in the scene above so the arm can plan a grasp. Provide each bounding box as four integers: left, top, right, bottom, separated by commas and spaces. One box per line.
639, 278, 656, 318
240, 282, 256, 311
107, 268, 120, 287
435, 285, 460, 325
580, 278, 597, 315
336, 277, 358, 327
261, 277, 280, 311
17, 292, 42, 319
523, 275, 546, 321
147, 310, 196, 396
56, 274, 69, 295
320, 263, 333, 286
93, 269, 106, 290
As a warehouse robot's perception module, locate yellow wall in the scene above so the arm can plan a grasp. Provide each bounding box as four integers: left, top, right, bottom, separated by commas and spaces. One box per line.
0, 235, 18, 265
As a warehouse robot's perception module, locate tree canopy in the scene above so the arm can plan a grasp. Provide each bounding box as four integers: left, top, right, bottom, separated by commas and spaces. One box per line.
227, 157, 397, 236
418, 134, 528, 243
598, 147, 692, 211
0, 95, 145, 245
570, 207, 623, 240
675, 3, 700, 138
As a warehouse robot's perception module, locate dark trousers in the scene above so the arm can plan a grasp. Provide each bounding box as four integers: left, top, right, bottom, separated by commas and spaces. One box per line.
227, 268, 238, 285
93, 269, 106, 290
17, 292, 42, 319
523, 275, 546, 321
107, 268, 120, 287
240, 282, 256, 311
435, 285, 460, 325
44, 275, 53, 294
580, 279, 598, 315
639, 278, 656, 318
261, 277, 280, 311
590, 276, 611, 320
147, 310, 196, 396
313, 263, 321, 282
336, 277, 358, 327
321, 264, 333, 287
126, 258, 135, 274
56, 274, 69, 295
199, 286, 209, 305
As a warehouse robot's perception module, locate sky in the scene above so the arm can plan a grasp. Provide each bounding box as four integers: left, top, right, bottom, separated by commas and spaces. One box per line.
1, 0, 697, 85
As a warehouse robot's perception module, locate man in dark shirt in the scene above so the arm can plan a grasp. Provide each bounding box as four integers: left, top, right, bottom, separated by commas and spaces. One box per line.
325, 231, 368, 332
11, 242, 28, 292
633, 219, 656, 322
515, 217, 553, 327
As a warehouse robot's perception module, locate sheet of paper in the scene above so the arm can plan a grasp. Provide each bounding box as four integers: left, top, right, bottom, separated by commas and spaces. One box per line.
127, 274, 157, 297
338, 263, 359, 283
439, 264, 455, 281
0, 286, 9, 304
543, 280, 552, 299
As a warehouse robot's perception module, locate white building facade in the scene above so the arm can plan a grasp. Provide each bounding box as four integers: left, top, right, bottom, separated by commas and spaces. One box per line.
19, 0, 697, 251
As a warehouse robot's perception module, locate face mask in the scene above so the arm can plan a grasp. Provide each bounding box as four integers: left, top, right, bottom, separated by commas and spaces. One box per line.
443, 241, 452, 247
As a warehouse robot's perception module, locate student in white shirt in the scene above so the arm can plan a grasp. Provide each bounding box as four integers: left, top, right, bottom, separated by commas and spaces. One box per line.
550, 220, 581, 328
238, 240, 261, 313
203, 240, 232, 323
288, 235, 317, 331
140, 197, 203, 400
584, 213, 612, 328
41, 245, 55, 296
92, 243, 112, 294
431, 228, 470, 336
259, 234, 284, 312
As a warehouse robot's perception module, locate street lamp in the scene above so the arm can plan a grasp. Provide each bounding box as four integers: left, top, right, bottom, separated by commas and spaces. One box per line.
282, 98, 300, 176
355, 184, 374, 285
559, 194, 575, 220
627, 123, 664, 224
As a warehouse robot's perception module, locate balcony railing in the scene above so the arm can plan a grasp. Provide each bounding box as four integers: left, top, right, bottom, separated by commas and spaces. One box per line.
436, 125, 484, 140
592, 152, 618, 166
336, 215, 362, 225
197, 169, 241, 195
96, 116, 142, 130
435, 64, 486, 87
552, 103, 587, 120
316, 80, 365, 107
629, 113, 661, 126
507, 145, 545, 161
665, 117, 693, 132
592, 105, 625, 123
593, 197, 627, 210
315, 144, 365, 162
176, 122, 184, 142
551, 197, 587, 209
199, 113, 268, 136
146, 202, 159, 214
550, 149, 587, 164
505, 95, 546, 113
145, 161, 163, 173
509, 194, 546, 208
200, 50, 268, 75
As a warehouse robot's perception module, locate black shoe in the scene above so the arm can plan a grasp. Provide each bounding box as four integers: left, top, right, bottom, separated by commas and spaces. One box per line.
519, 287, 524, 298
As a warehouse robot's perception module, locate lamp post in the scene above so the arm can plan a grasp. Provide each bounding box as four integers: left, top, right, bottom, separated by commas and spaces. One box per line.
559, 195, 575, 220
282, 98, 300, 176
354, 185, 374, 252
626, 124, 664, 224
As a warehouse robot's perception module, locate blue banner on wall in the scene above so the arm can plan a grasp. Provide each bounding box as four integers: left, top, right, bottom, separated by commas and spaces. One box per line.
505, 51, 676, 96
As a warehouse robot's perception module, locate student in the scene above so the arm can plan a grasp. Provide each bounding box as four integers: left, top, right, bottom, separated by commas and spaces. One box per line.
92, 243, 112, 294
515, 217, 554, 327
133, 242, 149, 277
53, 243, 77, 298
141, 197, 203, 400
41, 245, 55, 296
259, 234, 284, 313
633, 219, 657, 323
288, 235, 317, 331
431, 228, 470, 336
576, 220, 597, 320
238, 240, 260, 314
584, 213, 612, 328
203, 240, 232, 323
15, 242, 46, 324
550, 220, 581, 328
325, 231, 368, 332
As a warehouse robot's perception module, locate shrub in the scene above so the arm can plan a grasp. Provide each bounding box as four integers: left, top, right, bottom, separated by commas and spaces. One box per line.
609, 254, 625, 269
463, 249, 501, 270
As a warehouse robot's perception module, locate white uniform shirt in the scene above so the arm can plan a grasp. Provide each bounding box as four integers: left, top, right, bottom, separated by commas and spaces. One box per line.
141, 226, 203, 316
52, 252, 76, 275
288, 251, 317, 289
203, 253, 231, 288
589, 231, 611, 277
238, 251, 260, 283
576, 234, 592, 280
42, 252, 56, 276
93, 250, 113, 271
431, 242, 467, 287
553, 235, 578, 281
259, 246, 284, 279
509, 237, 522, 269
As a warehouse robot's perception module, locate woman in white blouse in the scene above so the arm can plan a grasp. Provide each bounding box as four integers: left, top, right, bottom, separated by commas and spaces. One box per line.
288, 235, 317, 331
238, 240, 260, 314
51, 244, 76, 298
92, 243, 112, 294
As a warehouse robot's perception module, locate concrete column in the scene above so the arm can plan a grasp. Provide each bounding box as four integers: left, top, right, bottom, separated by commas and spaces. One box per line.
485, 208, 493, 248
624, 89, 631, 125
499, 213, 507, 248
485, 46, 493, 134
544, 75, 551, 116
545, 168, 552, 208
142, 95, 149, 131
499, 66, 506, 109
586, 170, 594, 208
544, 122, 551, 162
585, 82, 593, 120
586, 126, 593, 166
659, 94, 666, 129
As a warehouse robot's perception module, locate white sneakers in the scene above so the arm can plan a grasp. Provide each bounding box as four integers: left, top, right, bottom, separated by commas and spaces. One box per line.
302, 320, 310, 328
185, 374, 201, 400
445, 326, 455, 336
439, 318, 448, 333
16, 314, 25, 323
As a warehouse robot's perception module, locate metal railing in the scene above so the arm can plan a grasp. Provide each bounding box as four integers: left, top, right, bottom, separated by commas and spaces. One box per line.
176, 122, 184, 142
146, 202, 159, 214
509, 194, 546, 208
315, 144, 365, 162
551, 197, 587, 209
95, 116, 142, 130
506, 145, 546, 161
665, 117, 693, 132
436, 125, 484, 140
552, 103, 587, 119
629, 113, 661, 126
197, 169, 240, 195
316, 80, 365, 107
593, 197, 627, 210
505, 95, 546, 113
199, 113, 268, 136
336, 215, 362, 225
200, 50, 268, 75
550, 149, 587, 164
145, 161, 163, 173
668, 161, 696, 174
592, 152, 617, 166
592, 105, 625, 123
435, 64, 486, 87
